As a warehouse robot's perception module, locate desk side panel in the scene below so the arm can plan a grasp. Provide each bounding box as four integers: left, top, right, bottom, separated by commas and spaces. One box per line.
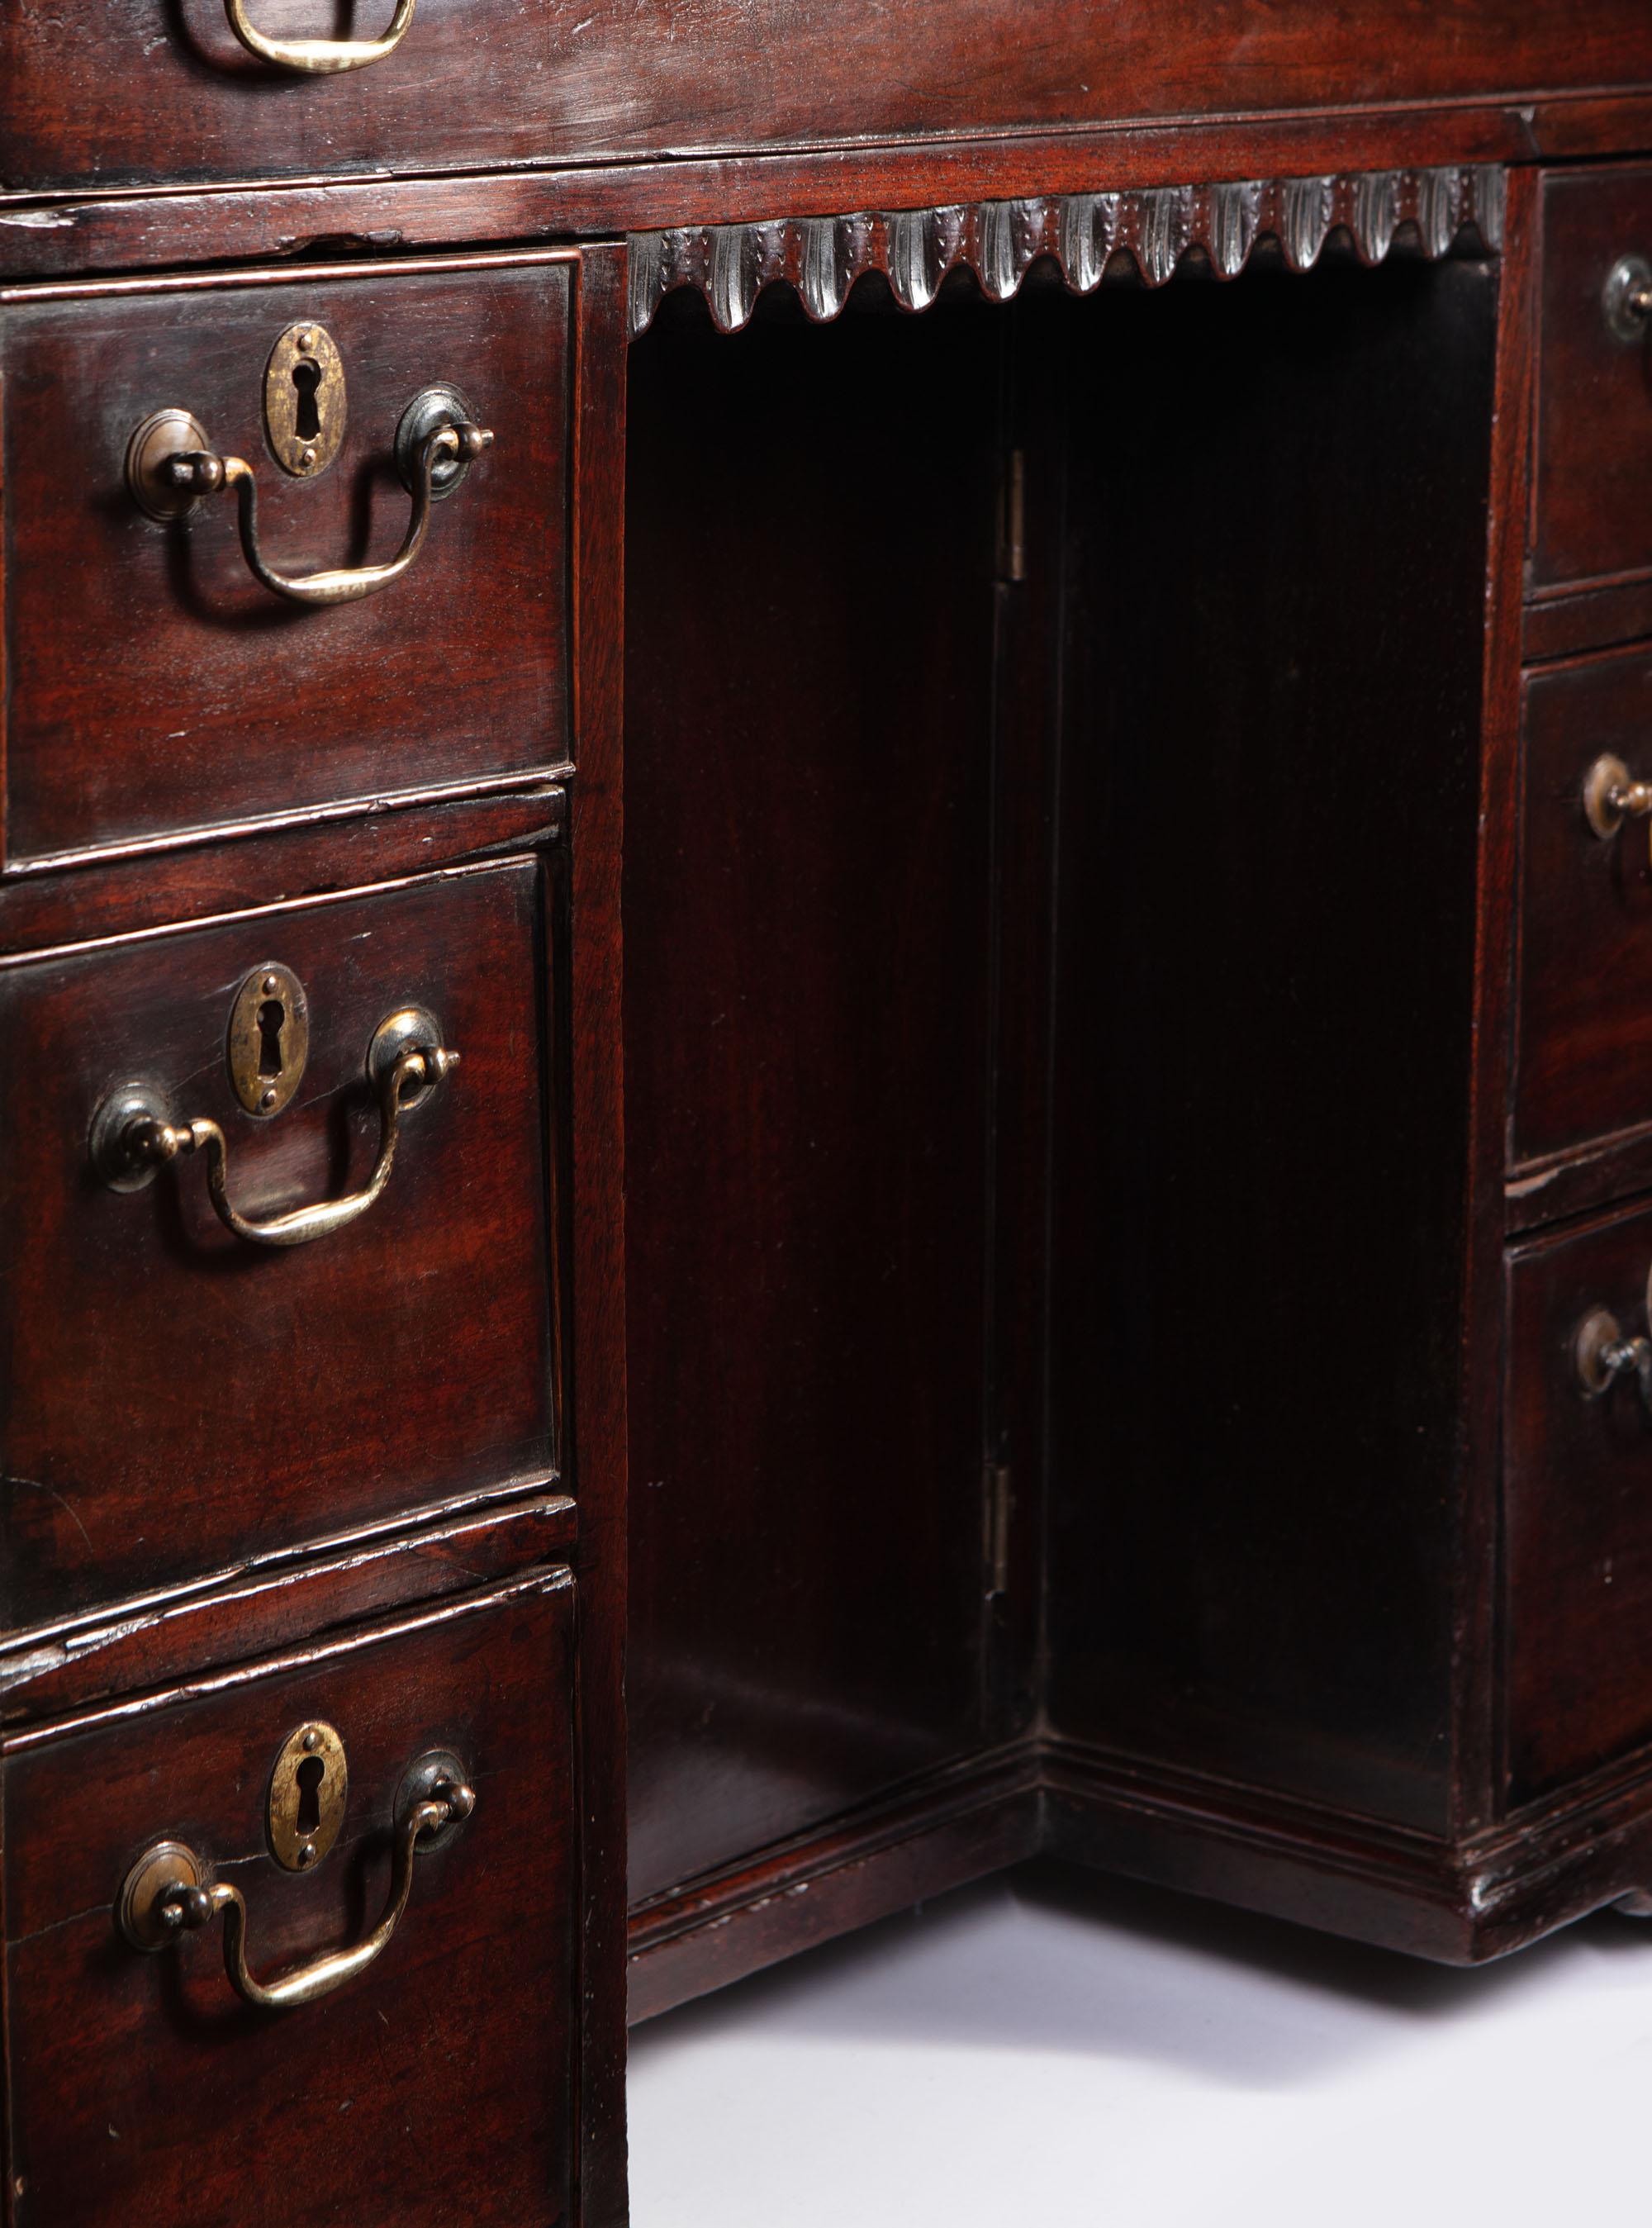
623, 293, 1002, 1910
1045, 255, 1495, 1837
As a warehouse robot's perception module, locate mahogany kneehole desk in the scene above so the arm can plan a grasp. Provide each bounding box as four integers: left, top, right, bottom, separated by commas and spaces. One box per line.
4, 9, 1652, 2221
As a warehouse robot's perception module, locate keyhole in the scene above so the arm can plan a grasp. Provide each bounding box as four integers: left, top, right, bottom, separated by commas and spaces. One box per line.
292, 357, 323, 441
257, 1000, 287, 1079
295, 1755, 325, 1836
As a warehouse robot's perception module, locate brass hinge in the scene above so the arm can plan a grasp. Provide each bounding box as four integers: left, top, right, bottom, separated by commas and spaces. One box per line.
984, 1461, 1013, 1596
995, 449, 1027, 585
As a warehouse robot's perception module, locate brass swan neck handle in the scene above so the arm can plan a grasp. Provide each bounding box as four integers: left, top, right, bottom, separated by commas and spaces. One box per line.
119, 1764, 476, 2013
225, 0, 418, 76
126, 386, 493, 608
93, 1008, 459, 1250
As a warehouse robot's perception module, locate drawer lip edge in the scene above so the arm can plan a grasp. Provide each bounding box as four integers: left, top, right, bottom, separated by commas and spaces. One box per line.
0, 843, 548, 970
0, 1474, 572, 1670
0, 1561, 575, 1754
0, 767, 573, 887
0, 241, 582, 308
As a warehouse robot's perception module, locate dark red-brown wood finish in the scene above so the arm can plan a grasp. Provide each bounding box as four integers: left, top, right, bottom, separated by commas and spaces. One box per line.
6, 1569, 579, 2228
1507, 1202, 1652, 1803
624, 292, 1002, 1912
1042, 251, 1497, 1835
6, 3, 1652, 2220
1531, 164, 1652, 597
1516, 647, 1652, 1167
0, 234, 628, 2222
1, 254, 572, 866
5, 1, 1651, 197
1, 862, 558, 1627
565, 239, 632, 2228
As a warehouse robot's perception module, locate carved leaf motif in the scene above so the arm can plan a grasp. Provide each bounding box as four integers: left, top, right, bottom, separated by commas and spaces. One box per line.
887, 208, 942, 311
1209, 183, 1263, 278
1471, 167, 1507, 250
1057, 194, 1104, 294
1351, 171, 1400, 264
978, 202, 1020, 301
800, 218, 849, 322
627, 164, 1505, 340
1417, 167, 1460, 259
1281, 176, 1336, 269
709, 226, 757, 334
1137, 187, 1194, 285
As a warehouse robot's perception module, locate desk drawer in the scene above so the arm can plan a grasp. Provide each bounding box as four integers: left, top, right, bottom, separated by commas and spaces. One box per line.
2, 0, 575, 196
3, 1565, 577, 2228
0, 256, 569, 867
0, 858, 558, 1632
1515, 646, 1652, 1163
1534, 165, 1652, 596
6, 5, 1652, 202
1507, 1200, 1652, 1800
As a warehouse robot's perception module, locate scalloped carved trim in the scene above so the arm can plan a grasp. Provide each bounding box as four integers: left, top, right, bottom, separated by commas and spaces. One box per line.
628, 164, 1505, 339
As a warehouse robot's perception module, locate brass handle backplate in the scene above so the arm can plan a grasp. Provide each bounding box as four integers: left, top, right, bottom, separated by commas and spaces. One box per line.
92, 1006, 459, 1249
126, 382, 492, 607
225, 0, 417, 75
119, 1752, 474, 2013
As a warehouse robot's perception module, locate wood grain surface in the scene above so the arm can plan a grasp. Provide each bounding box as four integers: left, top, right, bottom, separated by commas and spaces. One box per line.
1516, 647, 1652, 1163
0, 860, 558, 1630
2, 255, 571, 865
1507, 1202, 1652, 1801
623, 287, 1001, 1905
1044, 254, 1496, 1836
3, 0, 1651, 197
2, 1570, 577, 2228
1532, 164, 1652, 593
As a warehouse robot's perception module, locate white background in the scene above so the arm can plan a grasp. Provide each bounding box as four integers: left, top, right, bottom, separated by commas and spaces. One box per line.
629, 1860, 1652, 2226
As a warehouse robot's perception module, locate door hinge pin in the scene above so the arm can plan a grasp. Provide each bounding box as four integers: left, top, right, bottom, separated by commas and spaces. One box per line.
996, 449, 1027, 585
985, 1462, 1012, 1596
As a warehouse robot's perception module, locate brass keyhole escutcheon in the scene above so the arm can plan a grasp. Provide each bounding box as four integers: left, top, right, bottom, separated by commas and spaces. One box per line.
268, 1722, 349, 1873
227, 962, 311, 1119
264, 321, 348, 479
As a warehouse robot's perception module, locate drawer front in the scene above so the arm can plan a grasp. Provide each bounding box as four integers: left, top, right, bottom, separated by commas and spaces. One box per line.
0, 859, 558, 1630
3, 1567, 577, 2227
1534, 165, 1652, 595
1, 258, 569, 866
1516, 648, 1652, 1163
3, 1, 577, 196
1507, 1200, 1652, 1800
5, 5, 1652, 199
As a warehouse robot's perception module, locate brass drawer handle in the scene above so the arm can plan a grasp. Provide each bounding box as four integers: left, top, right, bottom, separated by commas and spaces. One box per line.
1584, 754, 1652, 863
92, 1007, 459, 1250
1577, 1286, 1652, 1410
126, 384, 493, 608
119, 1760, 475, 2012
1605, 254, 1652, 343
225, 0, 417, 75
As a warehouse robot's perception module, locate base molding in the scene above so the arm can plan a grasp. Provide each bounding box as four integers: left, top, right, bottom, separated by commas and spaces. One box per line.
626, 1743, 1042, 2022
1045, 1736, 1652, 1963
629, 1733, 1652, 2015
